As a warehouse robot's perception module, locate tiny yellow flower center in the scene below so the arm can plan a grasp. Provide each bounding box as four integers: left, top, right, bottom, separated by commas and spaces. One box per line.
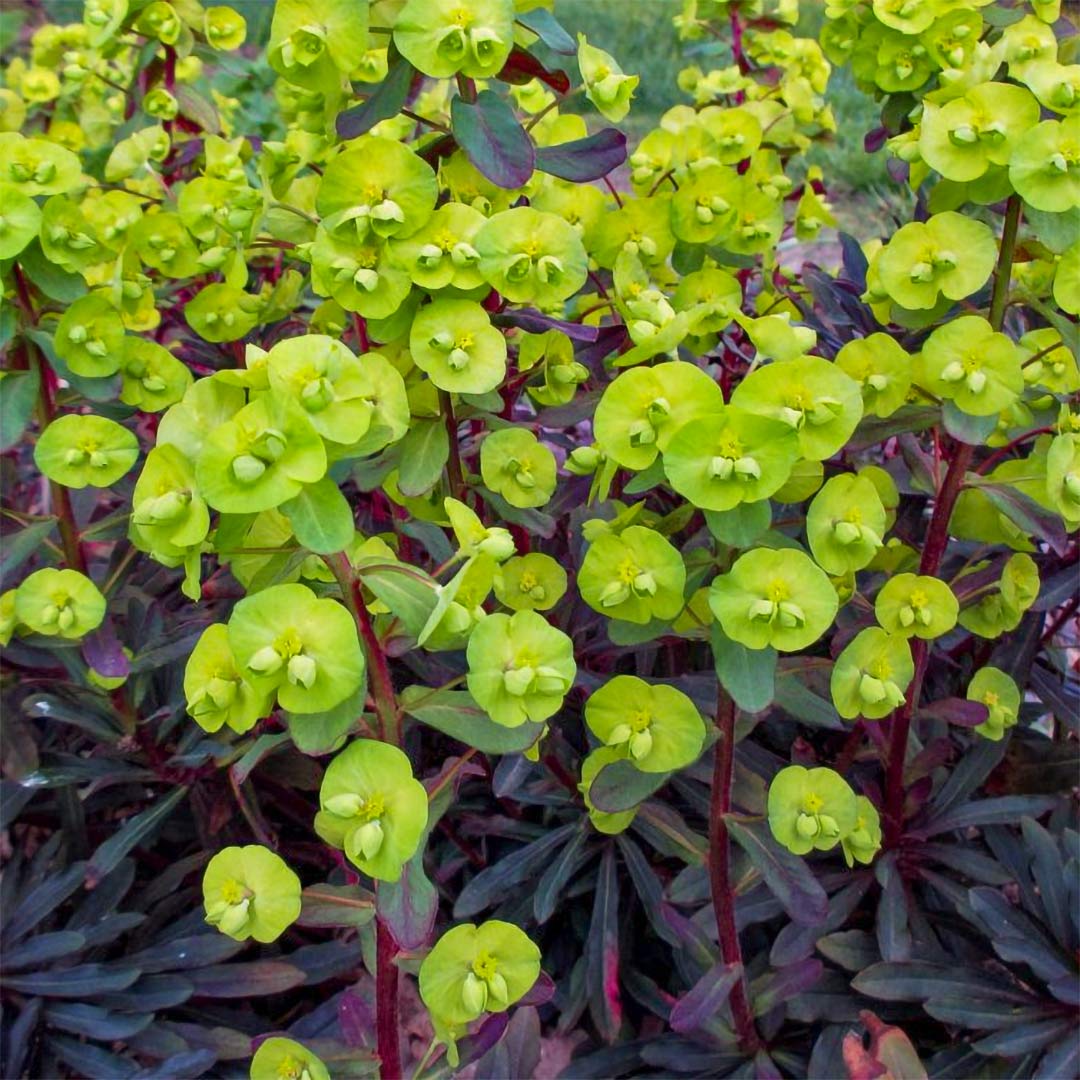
617, 557, 641, 585
804, 792, 824, 814
766, 580, 789, 603
221, 878, 246, 904
472, 950, 498, 980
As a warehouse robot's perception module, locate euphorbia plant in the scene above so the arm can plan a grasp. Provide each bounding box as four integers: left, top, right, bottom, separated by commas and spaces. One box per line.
1, 0, 1077, 1077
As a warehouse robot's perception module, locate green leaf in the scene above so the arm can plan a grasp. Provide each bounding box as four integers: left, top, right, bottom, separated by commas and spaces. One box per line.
705, 501, 772, 548
396, 417, 449, 497
712, 625, 776, 713
590, 760, 671, 814
533, 822, 592, 924
175, 85, 221, 134
18, 240, 88, 302
516, 7, 576, 53
285, 683, 365, 755
358, 563, 438, 638
974, 481, 1069, 557
941, 401, 999, 446
0, 367, 39, 452
727, 816, 828, 927
281, 476, 355, 554
451, 89, 535, 190
298, 883, 376, 929
400, 686, 544, 754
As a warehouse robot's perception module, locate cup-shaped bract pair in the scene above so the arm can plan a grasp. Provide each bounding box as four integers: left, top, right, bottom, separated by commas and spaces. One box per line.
577, 34, 639, 122
1047, 433, 1080, 529
842, 795, 882, 868
767, 765, 858, 856
394, 0, 514, 80
594, 360, 726, 472
228, 583, 365, 715
419, 920, 541, 1065
475, 207, 588, 308
967, 666, 1021, 741
921, 315, 1024, 417
130, 444, 210, 560
55, 292, 125, 377
466, 609, 576, 728
480, 428, 558, 509
831, 627, 915, 721
876, 574, 959, 640
493, 553, 568, 613
249, 1038, 328, 1080
34, 414, 139, 491
410, 300, 508, 396
314, 739, 428, 881
203, 844, 301, 942
121, 338, 193, 412
392, 202, 488, 292
958, 552, 1040, 638
731, 356, 863, 462
268, 0, 369, 90
584, 675, 705, 774
184, 624, 273, 735
1009, 117, 1080, 213
663, 407, 799, 512
709, 548, 838, 653
579, 524, 686, 625
264, 335, 383, 447
806, 473, 887, 576
834, 333, 913, 418
196, 392, 327, 513
919, 82, 1040, 183
13, 567, 106, 640
876, 211, 997, 310
318, 136, 438, 245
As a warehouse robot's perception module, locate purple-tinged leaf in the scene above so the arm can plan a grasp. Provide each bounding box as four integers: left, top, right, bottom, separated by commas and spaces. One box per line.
451, 90, 535, 190
727, 816, 828, 927
914, 795, 1059, 839
492, 308, 600, 340
534, 823, 592, 923
516, 7, 576, 53
918, 697, 989, 728
590, 760, 668, 813
497, 46, 571, 93
586, 847, 622, 1044
6, 963, 140, 997
973, 1018, 1074, 1057
474, 1005, 541, 1080
454, 1012, 510, 1070
669, 961, 742, 1034
519, 970, 555, 1008
81, 619, 130, 679
186, 961, 305, 998
86, 787, 188, 888
535, 129, 628, 182
751, 959, 823, 1016
863, 127, 888, 153
338, 987, 376, 1048
851, 962, 1036, 1004
974, 482, 1070, 557
338, 53, 418, 140
875, 854, 912, 963
298, 883, 376, 929
376, 850, 437, 950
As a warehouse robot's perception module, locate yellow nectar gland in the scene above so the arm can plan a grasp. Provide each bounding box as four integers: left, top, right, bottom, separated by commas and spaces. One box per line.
472, 950, 499, 980
766, 580, 790, 603
221, 878, 247, 904
803, 791, 824, 814
982, 691, 999, 708
519, 570, 538, 593
617, 557, 641, 585
628, 710, 651, 733
357, 793, 385, 823
718, 434, 743, 459
277, 1055, 312, 1080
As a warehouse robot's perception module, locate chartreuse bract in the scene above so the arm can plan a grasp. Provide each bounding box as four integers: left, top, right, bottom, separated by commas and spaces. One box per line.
203, 844, 301, 942
419, 920, 541, 1066
1, 0, 1077, 1074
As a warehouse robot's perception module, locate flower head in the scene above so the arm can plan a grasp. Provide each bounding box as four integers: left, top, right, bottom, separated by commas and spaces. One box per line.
841, 795, 882, 868
250, 1038, 329, 1080
481, 428, 557, 510
394, 0, 515, 80
577, 35, 639, 122
875, 574, 959, 639
768, 765, 857, 856
709, 548, 837, 652
185, 624, 273, 735
579, 525, 686, 625
203, 844, 301, 942
493, 553, 568, 613
584, 675, 705, 773
314, 739, 428, 880
806, 474, 887, 576
922, 316, 1023, 417
967, 666, 1021, 741
830, 627, 914, 721
410, 300, 507, 396
14, 568, 106, 640
466, 609, 576, 727
34, 414, 139, 491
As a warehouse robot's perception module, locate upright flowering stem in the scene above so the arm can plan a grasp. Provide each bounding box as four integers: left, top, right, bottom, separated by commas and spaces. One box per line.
325, 552, 403, 1078
376, 919, 403, 1080
883, 194, 1022, 847
708, 688, 759, 1053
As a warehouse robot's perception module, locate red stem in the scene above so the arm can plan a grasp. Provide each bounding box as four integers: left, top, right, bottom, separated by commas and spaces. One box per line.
376, 919, 402, 1080
708, 689, 759, 1053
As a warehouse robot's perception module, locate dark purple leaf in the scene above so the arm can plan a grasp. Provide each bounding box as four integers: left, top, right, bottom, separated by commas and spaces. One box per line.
727, 817, 828, 927
875, 854, 912, 962
669, 961, 742, 1034
585, 847, 622, 1044
81, 619, 131, 679
451, 90, 535, 190
187, 961, 305, 998
751, 959, 824, 1016
976, 482, 1069, 556
918, 698, 989, 728
492, 308, 600, 340
338, 52, 418, 140
86, 787, 188, 888
497, 46, 571, 93
519, 970, 555, 1008
863, 126, 887, 153
454, 1012, 510, 1070
338, 988, 376, 1048
535, 129, 627, 182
